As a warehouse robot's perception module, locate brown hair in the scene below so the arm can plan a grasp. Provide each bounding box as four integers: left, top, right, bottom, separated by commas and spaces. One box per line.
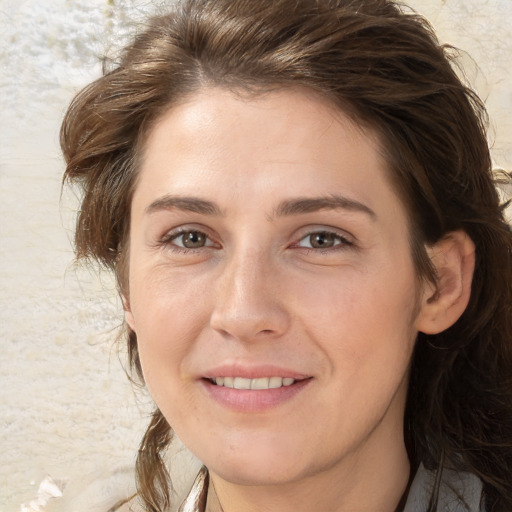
61, 0, 512, 510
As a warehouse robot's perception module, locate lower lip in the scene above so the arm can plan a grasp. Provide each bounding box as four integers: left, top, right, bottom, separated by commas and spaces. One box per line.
202, 378, 312, 412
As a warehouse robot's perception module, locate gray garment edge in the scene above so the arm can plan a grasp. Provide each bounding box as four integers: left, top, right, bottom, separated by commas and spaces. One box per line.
403, 464, 484, 512
178, 464, 484, 512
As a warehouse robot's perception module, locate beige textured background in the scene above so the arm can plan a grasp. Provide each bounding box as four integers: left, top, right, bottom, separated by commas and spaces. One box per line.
0, 1, 510, 510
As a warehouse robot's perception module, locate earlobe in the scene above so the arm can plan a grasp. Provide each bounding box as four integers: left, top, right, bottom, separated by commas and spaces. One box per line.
121, 294, 137, 332
415, 231, 475, 335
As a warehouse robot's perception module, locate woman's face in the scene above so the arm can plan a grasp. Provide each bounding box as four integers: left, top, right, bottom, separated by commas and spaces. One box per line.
125, 88, 425, 486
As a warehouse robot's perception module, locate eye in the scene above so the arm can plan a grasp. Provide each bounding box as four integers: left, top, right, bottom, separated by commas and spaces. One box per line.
166, 229, 215, 249
297, 231, 351, 249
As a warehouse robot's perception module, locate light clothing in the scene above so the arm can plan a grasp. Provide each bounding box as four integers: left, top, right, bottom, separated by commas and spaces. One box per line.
403, 464, 484, 512
178, 464, 484, 512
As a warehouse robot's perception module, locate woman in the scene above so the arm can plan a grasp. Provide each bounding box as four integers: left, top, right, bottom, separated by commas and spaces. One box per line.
60, 0, 512, 511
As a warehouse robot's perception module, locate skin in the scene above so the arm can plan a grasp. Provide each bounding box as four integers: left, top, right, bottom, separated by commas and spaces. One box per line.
124, 88, 474, 512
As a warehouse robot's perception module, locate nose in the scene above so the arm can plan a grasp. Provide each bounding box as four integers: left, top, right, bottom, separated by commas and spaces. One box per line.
210, 250, 291, 342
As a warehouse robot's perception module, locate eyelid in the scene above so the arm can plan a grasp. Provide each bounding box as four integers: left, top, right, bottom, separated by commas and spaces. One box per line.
159, 224, 220, 250
293, 226, 355, 246
171, 231, 215, 248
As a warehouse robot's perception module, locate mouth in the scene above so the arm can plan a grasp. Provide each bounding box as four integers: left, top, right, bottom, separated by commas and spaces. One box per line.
207, 376, 299, 390
203, 374, 312, 411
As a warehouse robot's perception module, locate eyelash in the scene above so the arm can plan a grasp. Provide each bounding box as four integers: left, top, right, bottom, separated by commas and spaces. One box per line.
159, 228, 353, 254
293, 230, 353, 253
159, 228, 217, 253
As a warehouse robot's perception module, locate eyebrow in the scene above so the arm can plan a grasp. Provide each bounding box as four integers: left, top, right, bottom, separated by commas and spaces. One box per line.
144, 194, 376, 220
145, 195, 223, 216
274, 195, 377, 220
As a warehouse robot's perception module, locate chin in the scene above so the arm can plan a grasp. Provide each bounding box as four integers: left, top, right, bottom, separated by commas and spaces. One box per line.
196, 434, 318, 486
210, 456, 308, 486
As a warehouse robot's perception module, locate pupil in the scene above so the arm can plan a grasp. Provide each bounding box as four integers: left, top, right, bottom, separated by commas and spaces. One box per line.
310, 232, 334, 248
184, 231, 205, 248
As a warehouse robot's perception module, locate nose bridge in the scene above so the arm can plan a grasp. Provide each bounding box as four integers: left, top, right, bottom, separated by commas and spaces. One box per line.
210, 245, 289, 340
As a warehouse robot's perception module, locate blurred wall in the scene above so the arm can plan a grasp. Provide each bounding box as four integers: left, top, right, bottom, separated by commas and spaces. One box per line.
0, 1, 510, 510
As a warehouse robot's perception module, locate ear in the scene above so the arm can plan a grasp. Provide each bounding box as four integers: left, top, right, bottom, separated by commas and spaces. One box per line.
121, 294, 137, 332
415, 230, 475, 335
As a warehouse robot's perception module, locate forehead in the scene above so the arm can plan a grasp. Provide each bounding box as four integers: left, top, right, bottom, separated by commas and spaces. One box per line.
139, 86, 383, 164
134, 87, 406, 225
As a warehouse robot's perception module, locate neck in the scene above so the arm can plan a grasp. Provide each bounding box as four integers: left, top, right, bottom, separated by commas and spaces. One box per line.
206, 429, 410, 512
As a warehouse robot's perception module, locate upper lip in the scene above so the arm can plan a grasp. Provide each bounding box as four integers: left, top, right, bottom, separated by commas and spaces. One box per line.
202, 364, 310, 380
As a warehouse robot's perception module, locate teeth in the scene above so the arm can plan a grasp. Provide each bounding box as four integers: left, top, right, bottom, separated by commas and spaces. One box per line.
269, 376, 282, 389
211, 376, 297, 390
251, 377, 269, 390
234, 377, 251, 389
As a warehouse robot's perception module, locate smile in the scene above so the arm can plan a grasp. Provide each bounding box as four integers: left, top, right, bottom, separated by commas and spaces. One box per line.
209, 376, 297, 390
203, 375, 312, 412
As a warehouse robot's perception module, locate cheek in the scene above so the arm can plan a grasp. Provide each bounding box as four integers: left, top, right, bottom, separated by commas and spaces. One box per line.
298, 264, 418, 331
294, 263, 419, 377
127, 267, 212, 387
